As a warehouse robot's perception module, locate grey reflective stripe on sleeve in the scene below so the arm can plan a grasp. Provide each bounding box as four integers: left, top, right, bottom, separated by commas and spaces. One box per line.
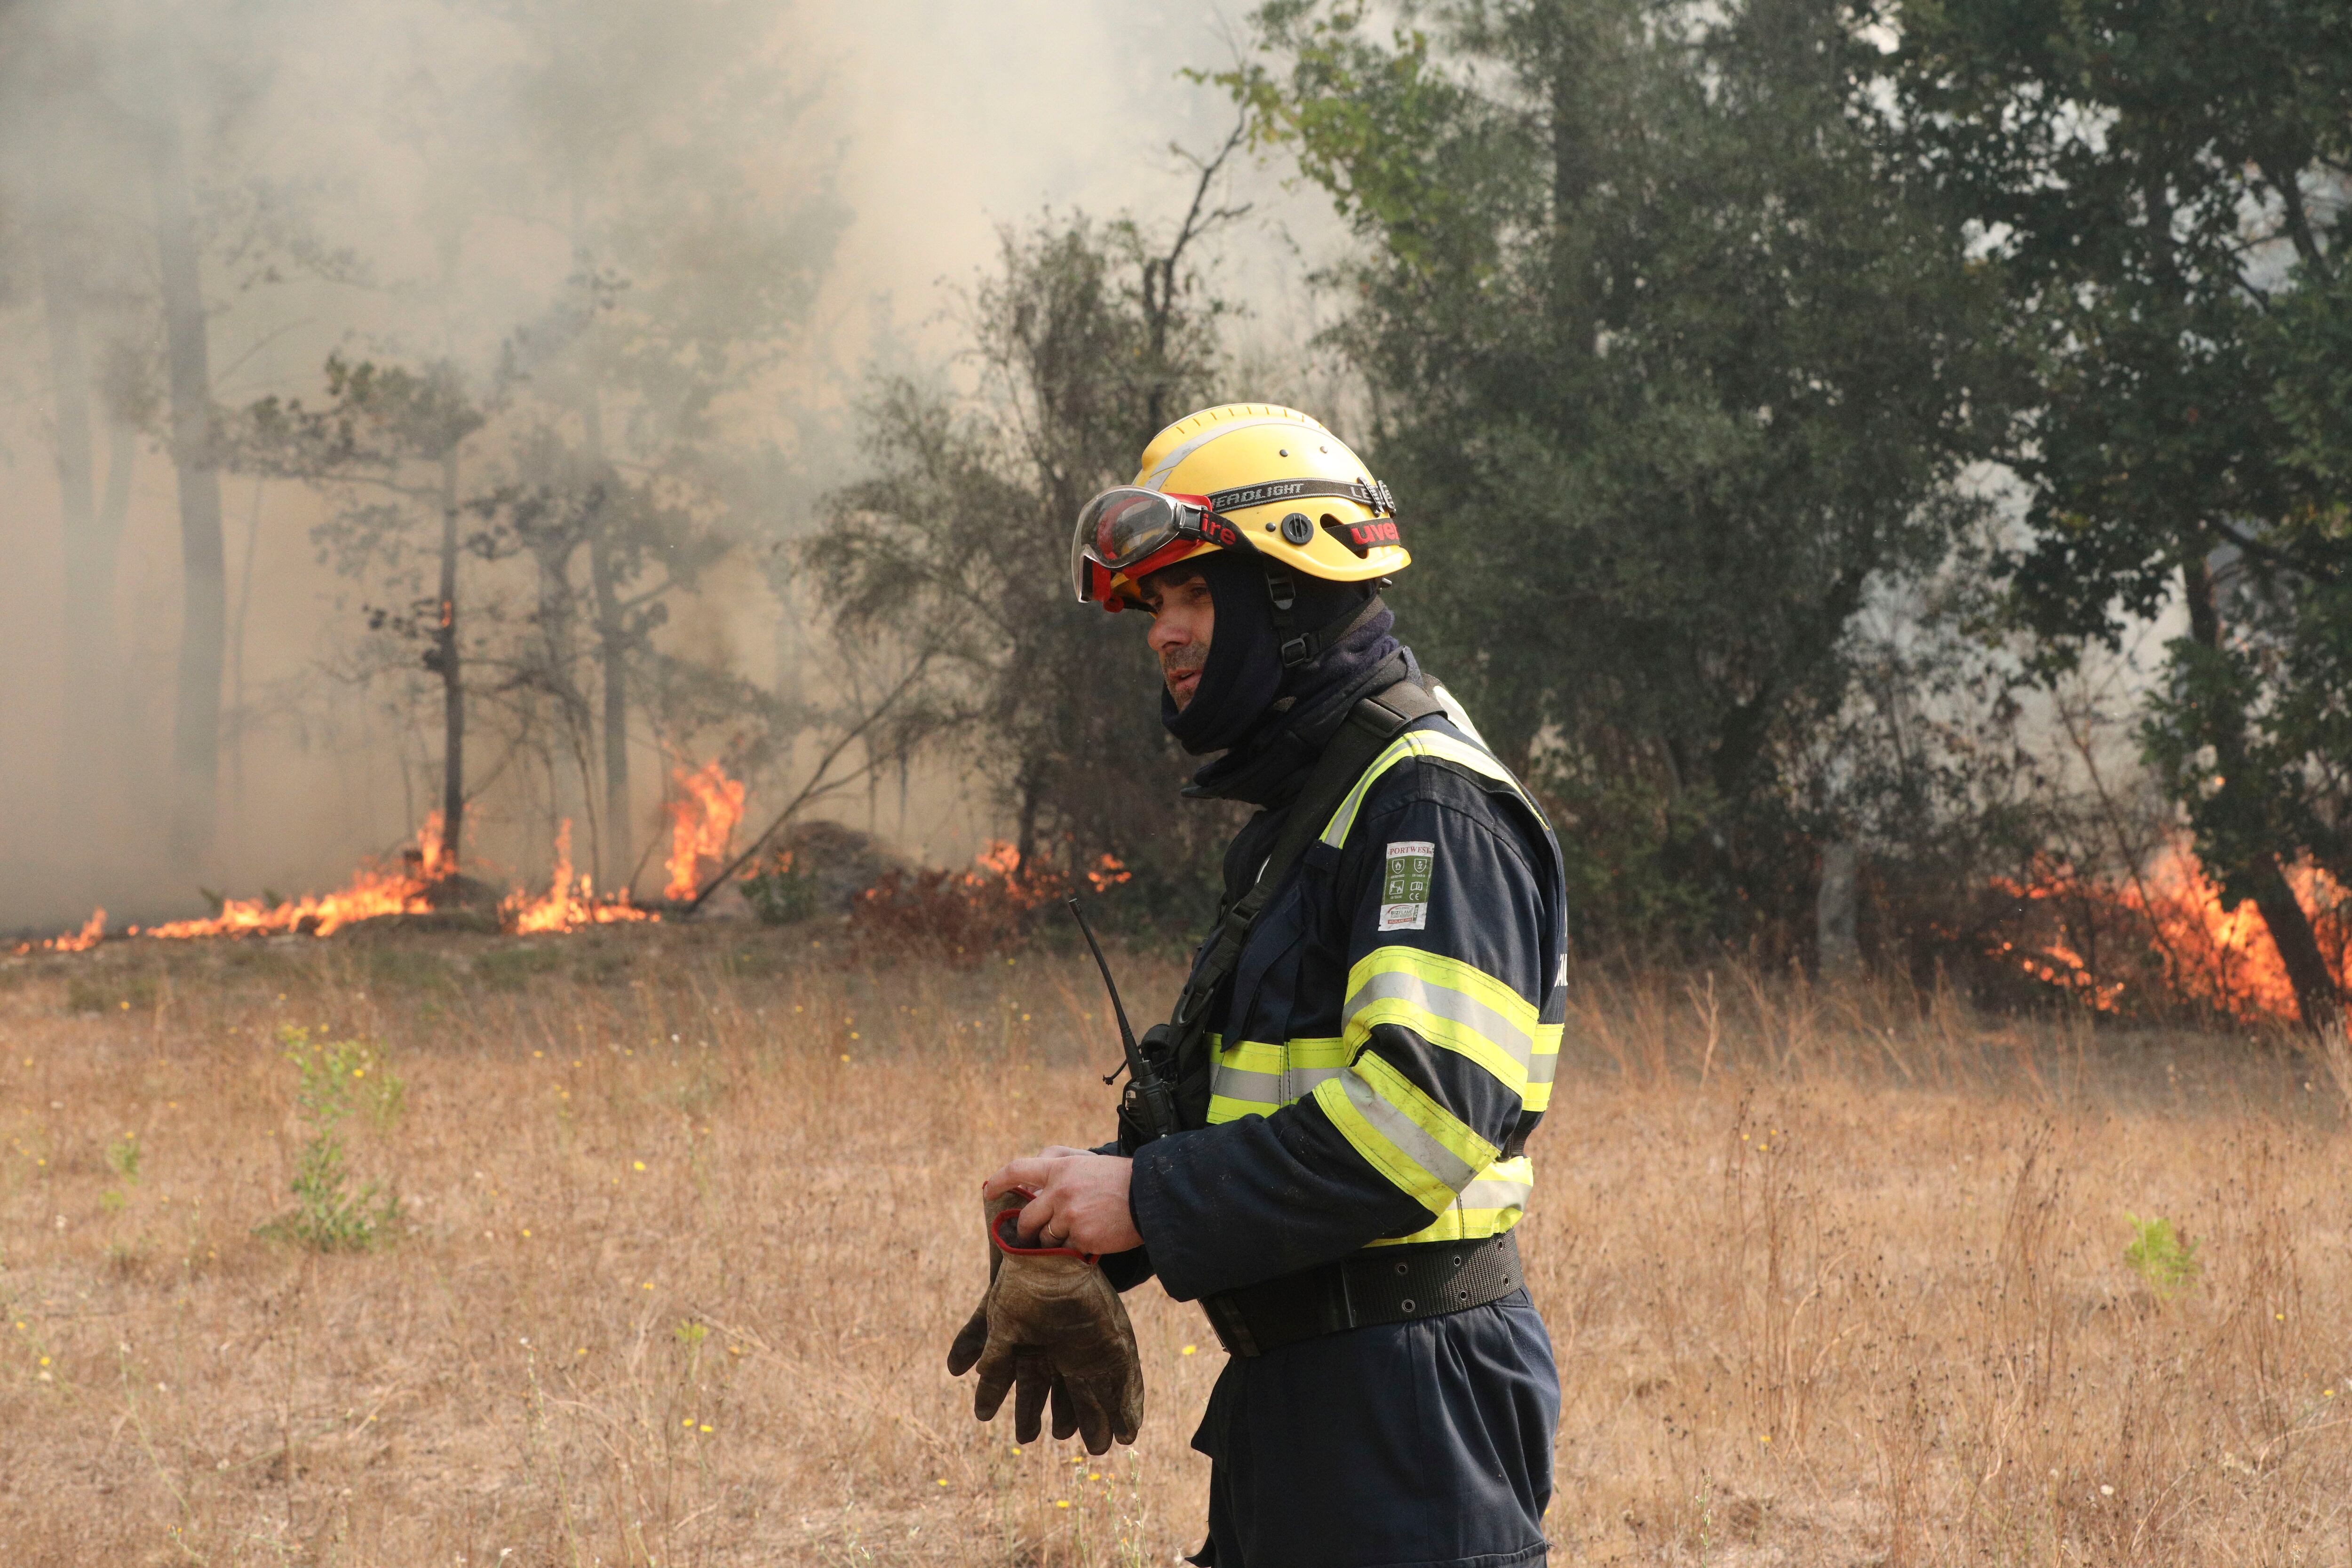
1343, 970, 1535, 1073
1210, 1062, 1346, 1106
1340, 1074, 1478, 1192
1526, 1048, 1559, 1088
1456, 1172, 1534, 1212
1209, 1063, 1284, 1106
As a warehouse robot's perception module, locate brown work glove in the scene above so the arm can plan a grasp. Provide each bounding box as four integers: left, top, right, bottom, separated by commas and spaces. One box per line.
945, 1191, 1144, 1455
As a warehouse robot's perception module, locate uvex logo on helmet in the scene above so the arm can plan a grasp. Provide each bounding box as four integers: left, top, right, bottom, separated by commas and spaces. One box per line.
1069, 404, 1413, 608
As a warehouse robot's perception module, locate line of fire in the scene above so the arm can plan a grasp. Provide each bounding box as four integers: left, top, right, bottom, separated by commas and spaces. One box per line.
16, 756, 1140, 968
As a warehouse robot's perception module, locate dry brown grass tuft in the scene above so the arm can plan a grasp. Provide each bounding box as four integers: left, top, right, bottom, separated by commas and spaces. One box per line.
2, 931, 2349, 1565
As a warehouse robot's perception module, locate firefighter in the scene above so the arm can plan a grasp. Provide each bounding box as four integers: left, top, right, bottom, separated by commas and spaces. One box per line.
951, 404, 1566, 1568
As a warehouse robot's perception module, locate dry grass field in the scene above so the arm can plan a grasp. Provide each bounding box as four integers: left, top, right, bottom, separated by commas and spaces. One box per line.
3, 925, 2350, 1566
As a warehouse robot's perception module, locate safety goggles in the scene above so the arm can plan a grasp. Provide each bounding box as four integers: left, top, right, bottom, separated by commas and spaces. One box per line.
1069, 478, 1398, 604
1069, 487, 1252, 605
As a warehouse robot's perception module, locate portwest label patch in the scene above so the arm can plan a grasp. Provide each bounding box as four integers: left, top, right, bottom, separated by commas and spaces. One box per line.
1379, 840, 1434, 931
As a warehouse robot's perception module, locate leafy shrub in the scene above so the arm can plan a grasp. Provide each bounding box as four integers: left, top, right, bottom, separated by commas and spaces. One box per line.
2123, 1212, 2201, 1303
257, 1025, 404, 1251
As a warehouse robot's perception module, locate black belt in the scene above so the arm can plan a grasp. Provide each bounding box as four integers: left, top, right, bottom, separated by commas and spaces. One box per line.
1199, 1232, 1525, 1358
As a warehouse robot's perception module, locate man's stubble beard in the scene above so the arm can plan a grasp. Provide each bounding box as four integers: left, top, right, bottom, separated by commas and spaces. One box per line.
1161, 649, 1206, 711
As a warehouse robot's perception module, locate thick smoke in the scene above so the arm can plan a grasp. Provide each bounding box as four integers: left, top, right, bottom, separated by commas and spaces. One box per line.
0, 0, 1311, 929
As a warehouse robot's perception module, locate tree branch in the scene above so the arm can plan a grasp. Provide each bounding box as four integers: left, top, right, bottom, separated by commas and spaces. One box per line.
2205, 516, 2340, 585
681, 650, 938, 912
2261, 159, 2332, 282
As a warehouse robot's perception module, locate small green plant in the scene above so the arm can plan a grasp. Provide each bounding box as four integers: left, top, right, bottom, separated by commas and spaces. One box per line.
257, 1026, 404, 1251
739, 849, 823, 926
105, 1132, 142, 1182
2124, 1212, 2201, 1303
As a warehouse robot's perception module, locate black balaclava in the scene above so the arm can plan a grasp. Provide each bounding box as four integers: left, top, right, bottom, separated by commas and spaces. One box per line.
1160, 550, 1292, 755
1158, 547, 1408, 808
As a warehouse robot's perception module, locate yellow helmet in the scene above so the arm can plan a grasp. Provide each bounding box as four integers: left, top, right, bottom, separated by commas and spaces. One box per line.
1070, 403, 1409, 609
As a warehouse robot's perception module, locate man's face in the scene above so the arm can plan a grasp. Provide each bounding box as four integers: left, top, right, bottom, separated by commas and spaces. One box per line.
1139, 565, 1214, 710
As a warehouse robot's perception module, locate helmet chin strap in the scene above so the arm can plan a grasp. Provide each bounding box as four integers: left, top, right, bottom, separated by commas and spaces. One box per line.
1263, 566, 1384, 669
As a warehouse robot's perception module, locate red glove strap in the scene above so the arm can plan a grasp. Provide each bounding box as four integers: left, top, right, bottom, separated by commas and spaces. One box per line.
991, 1202, 1099, 1266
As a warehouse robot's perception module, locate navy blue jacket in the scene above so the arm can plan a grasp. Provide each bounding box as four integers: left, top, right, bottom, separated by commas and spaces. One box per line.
1113, 709, 1567, 1301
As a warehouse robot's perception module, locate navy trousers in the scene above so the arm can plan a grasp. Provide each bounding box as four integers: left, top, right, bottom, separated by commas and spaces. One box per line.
1186, 1290, 1558, 1568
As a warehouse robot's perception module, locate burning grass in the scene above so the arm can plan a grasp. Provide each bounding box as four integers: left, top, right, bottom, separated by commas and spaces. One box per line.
15, 756, 763, 955
3, 933, 2350, 1565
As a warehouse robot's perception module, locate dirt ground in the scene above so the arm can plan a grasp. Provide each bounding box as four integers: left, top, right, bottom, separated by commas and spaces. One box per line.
2, 925, 2349, 1565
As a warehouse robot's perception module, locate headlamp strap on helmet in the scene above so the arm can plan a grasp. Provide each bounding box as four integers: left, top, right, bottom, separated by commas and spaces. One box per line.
1206, 478, 1397, 518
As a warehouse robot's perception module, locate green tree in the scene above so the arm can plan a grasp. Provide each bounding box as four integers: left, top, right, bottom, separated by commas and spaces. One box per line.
803, 193, 1244, 899
1889, 0, 2352, 1025
1225, 0, 1999, 945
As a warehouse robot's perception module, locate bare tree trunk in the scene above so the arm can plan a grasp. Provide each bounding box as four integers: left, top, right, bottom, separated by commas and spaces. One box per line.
38, 227, 116, 825
531, 533, 595, 860
436, 449, 465, 871
2183, 556, 2338, 1027
578, 383, 630, 889
590, 531, 630, 888
150, 96, 225, 862
99, 414, 137, 798
227, 478, 262, 824
1015, 772, 1041, 872
1817, 839, 1860, 978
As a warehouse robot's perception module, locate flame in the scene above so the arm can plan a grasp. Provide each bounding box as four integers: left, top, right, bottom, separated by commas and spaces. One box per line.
1992, 837, 2352, 1022
141, 812, 450, 940
664, 760, 747, 901
503, 820, 656, 933
16, 907, 108, 955
415, 810, 451, 882
20, 809, 657, 951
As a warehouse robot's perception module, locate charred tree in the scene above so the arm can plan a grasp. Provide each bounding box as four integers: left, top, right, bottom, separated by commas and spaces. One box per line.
590, 526, 630, 886
579, 389, 631, 887
228, 355, 484, 875
434, 449, 466, 866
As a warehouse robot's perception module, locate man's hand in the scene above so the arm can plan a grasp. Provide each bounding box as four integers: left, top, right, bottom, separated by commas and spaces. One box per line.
982, 1147, 1143, 1255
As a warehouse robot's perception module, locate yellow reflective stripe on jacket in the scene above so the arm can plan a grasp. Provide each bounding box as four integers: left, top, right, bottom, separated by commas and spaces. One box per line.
1368, 1155, 1534, 1246
1318, 730, 1548, 848
1343, 946, 1539, 1098
1313, 1055, 1497, 1216
1205, 1036, 1347, 1124
1525, 1022, 1562, 1113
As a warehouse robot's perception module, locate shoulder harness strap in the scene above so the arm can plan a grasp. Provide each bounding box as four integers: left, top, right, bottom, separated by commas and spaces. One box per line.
1144, 679, 1444, 1133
